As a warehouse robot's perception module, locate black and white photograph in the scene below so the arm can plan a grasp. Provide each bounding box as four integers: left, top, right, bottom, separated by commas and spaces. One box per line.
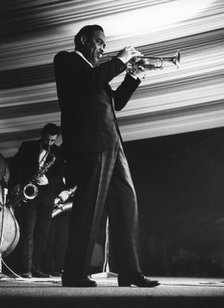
0, 0, 224, 307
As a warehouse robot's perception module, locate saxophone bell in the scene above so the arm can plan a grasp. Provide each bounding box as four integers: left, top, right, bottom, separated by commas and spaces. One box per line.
9, 154, 56, 209
23, 183, 38, 200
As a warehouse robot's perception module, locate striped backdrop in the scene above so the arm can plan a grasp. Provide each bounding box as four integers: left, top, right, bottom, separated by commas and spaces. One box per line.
0, 0, 224, 158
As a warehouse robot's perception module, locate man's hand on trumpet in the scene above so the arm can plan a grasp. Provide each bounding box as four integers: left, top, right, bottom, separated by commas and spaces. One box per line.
117, 46, 142, 64
128, 63, 147, 80
116, 46, 147, 80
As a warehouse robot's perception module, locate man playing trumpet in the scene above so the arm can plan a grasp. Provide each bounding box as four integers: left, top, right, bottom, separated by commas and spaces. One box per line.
54, 24, 160, 288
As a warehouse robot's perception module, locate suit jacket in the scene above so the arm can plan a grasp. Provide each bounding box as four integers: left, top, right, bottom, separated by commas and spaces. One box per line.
11, 140, 64, 196
54, 51, 141, 152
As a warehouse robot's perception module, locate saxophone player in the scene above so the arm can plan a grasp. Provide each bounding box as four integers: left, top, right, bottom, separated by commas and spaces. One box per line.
9, 123, 64, 278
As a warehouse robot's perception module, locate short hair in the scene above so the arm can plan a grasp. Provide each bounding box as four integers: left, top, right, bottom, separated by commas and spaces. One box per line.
41, 123, 59, 137
74, 25, 104, 50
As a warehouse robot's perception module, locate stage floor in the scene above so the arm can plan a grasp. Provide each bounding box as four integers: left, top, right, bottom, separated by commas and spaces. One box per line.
1, 274, 224, 308
0, 274, 224, 287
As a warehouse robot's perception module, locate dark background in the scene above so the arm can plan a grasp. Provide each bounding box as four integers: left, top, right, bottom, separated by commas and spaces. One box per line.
121, 126, 224, 277
4, 126, 224, 278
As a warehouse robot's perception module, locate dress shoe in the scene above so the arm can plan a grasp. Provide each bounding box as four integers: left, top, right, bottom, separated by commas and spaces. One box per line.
20, 272, 32, 278
118, 273, 160, 287
62, 276, 97, 287
31, 270, 51, 278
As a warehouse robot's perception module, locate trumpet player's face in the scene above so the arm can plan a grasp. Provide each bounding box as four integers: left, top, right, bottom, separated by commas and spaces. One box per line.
41, 133, 58, 150
83, 30, 106, 66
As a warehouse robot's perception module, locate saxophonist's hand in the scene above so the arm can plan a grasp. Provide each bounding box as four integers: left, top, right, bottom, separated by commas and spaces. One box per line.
36, 174, 49, 185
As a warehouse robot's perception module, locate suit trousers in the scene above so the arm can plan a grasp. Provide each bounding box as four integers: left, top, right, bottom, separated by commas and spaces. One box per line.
16, 188, 54, 273
63, 138, 141, 281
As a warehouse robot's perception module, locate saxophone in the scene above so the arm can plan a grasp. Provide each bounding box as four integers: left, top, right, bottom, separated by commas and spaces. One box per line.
10, 154, 56, 208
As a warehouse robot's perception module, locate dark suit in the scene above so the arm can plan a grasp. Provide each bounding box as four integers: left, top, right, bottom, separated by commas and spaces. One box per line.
11, 140, 64, 274
54, 51, 142, 281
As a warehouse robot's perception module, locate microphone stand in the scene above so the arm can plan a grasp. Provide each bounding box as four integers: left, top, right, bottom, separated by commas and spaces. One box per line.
0, 185, 9, 279
91, 217, 117, 279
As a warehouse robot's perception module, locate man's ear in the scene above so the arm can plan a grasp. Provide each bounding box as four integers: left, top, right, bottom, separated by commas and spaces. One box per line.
80, 35, 87, 46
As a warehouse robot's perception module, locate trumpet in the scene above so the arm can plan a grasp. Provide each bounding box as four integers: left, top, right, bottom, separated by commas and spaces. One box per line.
127, 50, 180, 74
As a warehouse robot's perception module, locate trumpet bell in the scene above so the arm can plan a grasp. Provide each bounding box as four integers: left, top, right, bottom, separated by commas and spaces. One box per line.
172, 50, 180, 67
